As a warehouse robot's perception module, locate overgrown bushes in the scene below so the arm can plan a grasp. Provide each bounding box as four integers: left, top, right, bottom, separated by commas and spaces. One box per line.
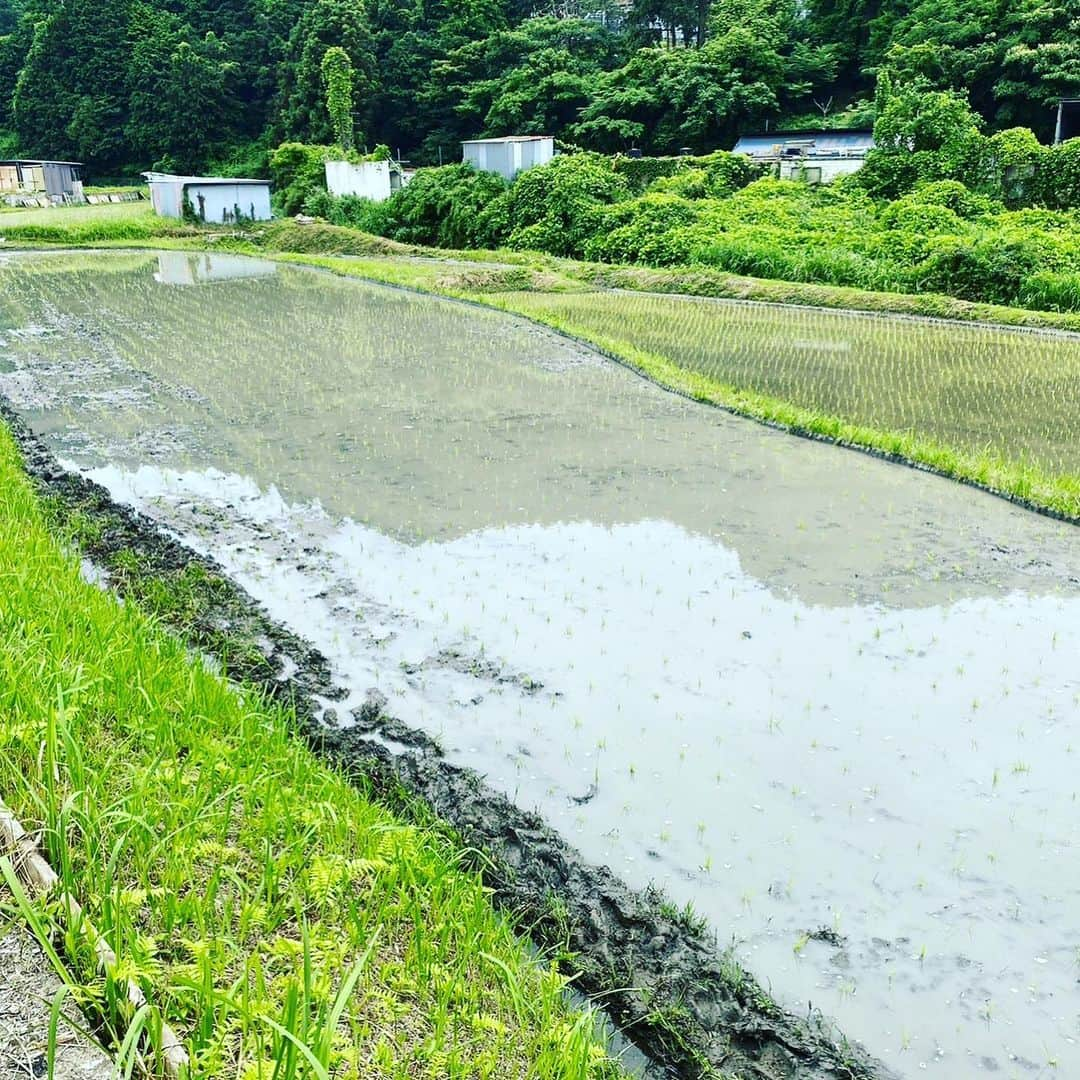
289, 133, 1080, 313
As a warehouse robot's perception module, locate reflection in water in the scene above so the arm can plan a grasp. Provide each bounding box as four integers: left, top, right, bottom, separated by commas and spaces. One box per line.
3, 251, 1080, 1076
153, 251, 278, 285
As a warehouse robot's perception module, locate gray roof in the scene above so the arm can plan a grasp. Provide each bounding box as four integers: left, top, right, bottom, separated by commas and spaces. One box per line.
142, 171, 268, 186
0, 159, 82, 167
461, 136, 554, 145
733, 130, 875, 156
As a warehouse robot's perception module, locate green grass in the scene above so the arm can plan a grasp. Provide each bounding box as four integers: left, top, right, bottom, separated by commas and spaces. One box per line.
0, 200, 194, 244
0, 424, 621, 1079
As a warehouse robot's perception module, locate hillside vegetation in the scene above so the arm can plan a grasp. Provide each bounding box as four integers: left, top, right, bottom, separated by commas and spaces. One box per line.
0, 0, 1075, 173
283, 83, 1080, 314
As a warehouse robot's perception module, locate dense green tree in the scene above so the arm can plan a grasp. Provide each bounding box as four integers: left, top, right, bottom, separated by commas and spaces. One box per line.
11, 0, 132, 168
321, 46, 355, 149
857, 73, 987, 196
275, 0, 375, 147
1, 0, 1077, 177
420, 16, 619, 157
995, 0, 1080, 137
125, 5, 240, 171
573, 0, 835, 152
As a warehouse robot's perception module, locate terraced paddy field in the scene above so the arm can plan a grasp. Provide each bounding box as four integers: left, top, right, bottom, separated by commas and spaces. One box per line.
2, 250, 1079, 1077
502, 289, 1080, 480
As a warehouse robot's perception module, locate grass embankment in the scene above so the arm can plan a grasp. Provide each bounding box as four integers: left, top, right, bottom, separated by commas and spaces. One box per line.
0, 424, 620, 1079
0, 200, 196, 243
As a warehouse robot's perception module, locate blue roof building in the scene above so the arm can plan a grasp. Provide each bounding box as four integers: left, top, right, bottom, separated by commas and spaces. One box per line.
732, 129, 875, 183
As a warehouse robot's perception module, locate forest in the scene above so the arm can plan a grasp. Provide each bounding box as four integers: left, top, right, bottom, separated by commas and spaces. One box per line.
0, 0, 1076, 176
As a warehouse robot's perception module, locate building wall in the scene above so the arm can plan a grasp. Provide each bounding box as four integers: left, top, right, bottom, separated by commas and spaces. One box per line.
42, 163, 77, 198
776, 157, 867, 183
325, 160, 397, 201
187, 182, 272, 222
149, 180, 185, 218
463, 138, 554, 181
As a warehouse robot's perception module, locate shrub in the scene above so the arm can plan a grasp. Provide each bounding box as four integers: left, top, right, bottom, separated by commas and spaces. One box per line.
374, 163, 509, 249
303, 190, 389, 233
612, 150, 762, 196
269, 142, 329, 215
650, 168, 711, 199
1037, 139, 1080, 211
584, 195, 701, 264
505, 153, 630, 257
986, 128, 1045, 208
1018, 271, 1080, 313
916, 235, 1043, 305
879, 199, 965, 233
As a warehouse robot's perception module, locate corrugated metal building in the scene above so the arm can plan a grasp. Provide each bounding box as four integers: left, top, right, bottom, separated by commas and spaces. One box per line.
143, 172, 272, 222
732, 130, 875, 183
462, 136, 555, 182
0, 160, 84, 203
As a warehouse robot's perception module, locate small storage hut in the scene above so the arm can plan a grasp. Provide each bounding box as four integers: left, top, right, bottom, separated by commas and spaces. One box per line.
143, 173, 272, 222
462, 136, 554, 181
0, 160, 85, 203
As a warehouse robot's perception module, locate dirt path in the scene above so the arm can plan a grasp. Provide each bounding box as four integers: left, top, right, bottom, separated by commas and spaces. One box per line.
0, 906, 112, 1080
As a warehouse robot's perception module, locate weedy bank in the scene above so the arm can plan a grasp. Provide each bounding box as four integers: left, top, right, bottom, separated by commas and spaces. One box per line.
0, 422, 622, 1079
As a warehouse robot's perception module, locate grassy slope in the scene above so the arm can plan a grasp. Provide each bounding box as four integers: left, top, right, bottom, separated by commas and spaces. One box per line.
0, 425, 620, 1079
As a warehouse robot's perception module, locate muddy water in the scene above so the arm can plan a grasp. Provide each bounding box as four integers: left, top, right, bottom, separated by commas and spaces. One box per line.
2, 251, 1079, 1077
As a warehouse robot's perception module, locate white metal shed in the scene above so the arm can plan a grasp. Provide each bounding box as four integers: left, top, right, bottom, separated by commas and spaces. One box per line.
461, 137, 554, 181
143, 172, 272, 222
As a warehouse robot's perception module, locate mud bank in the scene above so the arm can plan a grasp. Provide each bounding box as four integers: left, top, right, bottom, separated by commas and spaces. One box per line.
0, 401, 889, 1080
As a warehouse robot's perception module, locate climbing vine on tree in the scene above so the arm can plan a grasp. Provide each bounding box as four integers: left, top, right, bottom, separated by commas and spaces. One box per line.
321, 46, 354, 151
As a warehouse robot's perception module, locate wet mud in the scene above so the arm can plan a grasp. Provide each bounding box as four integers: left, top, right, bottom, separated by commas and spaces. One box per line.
0, 399, 890, 1079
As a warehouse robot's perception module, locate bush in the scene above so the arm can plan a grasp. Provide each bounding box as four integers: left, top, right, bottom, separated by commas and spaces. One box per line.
1018, 271, 1080, 313
303, 190, 388, 233
610, 150, 763, 195
584, 195, 701, 264
373, 163, 509, 249
649, 169, 711, 200
269, 142, 329, 215
1037, 139, 1080, 211
905, 180, 997, 218
986, 128, 1045, 208
504, 153, 630, 257
916, 235, 1043, 305
879, 199, 965, 233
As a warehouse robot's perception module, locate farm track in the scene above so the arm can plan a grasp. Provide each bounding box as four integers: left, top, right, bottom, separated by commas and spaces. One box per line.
0, 398, 893, 1080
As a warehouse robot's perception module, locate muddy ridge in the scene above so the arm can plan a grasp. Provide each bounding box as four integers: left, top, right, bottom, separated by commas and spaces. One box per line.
0, 399, 891, 1080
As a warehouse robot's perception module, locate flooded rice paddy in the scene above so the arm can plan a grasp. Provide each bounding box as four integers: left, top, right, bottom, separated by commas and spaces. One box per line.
2, 250, 1079, 1078
507, 289, 1080, 477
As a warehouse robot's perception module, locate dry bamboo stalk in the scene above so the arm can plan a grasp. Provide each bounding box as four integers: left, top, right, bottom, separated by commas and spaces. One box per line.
0, 799, 189, 1078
